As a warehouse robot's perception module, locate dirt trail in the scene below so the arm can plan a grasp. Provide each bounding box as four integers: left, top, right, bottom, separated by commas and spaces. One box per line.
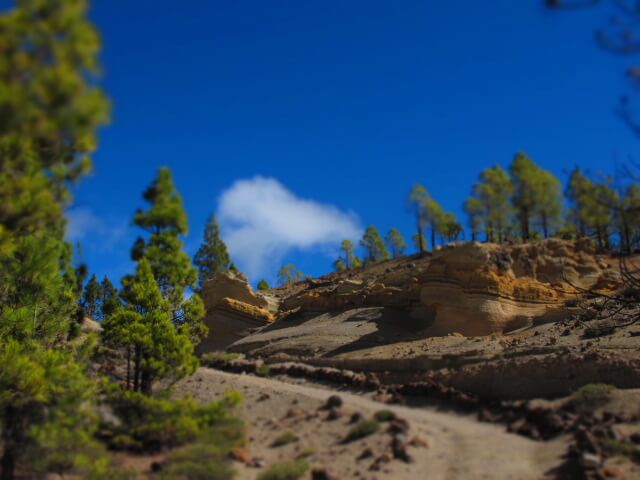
176, 368, 568, 479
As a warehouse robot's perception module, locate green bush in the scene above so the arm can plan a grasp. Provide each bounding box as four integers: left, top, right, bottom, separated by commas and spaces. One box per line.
271, 431, 298, 447
296, 448, 315, 459
602, 439, 640, 464
256, 364, 272, 377
571, 383, 616, 412
373, 409, 396, 422
201, 352, 242, 365
343, 419, 380, 443
257, 460, 309, 480
159, 441, 237, 480
101, 385, 243, 452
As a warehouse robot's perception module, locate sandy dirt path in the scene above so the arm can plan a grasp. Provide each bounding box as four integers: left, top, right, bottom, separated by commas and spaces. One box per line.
175, 367, 568, 479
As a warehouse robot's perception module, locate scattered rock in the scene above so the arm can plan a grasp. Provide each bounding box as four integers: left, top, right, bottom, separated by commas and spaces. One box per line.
357, 448, 374, 461
350, 412, 364, 424
326, 407, 342, 421
579, 452, 602, 469
602, 465, 623, 477
391, 434, 413, 463
229, 447, 252, 464
387, 418, 410, 435
336, 279, 364, 294
369, 453, 392, 471
285, 406, 305, 418
324, 395, 343, 409
249, 458, 266, 468
478, 408, 499, 423
311, 468, 338, 480
408, 436, 429, 448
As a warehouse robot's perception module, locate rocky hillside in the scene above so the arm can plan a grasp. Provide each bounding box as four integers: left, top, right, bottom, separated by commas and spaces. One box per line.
197, 239, 639, 398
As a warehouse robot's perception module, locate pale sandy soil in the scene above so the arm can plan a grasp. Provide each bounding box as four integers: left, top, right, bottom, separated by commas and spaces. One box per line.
174, 367, 569, 480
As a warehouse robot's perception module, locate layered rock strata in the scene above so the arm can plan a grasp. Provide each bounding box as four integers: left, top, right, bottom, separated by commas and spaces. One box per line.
196, 271, 275, 353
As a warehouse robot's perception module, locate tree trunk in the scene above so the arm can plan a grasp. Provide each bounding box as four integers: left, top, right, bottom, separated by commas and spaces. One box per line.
140, 364, 152, 395
416, 218, 424, 254
133, 345, 141, 392
126, 347, 131, 390
520, 207, 530, 240
596, 227, 603, 250
1, 446, 15, 480
1, 406, 17, 480
623, 222, 631, 255
430, 223, 436, 252
542, 213, 549, 239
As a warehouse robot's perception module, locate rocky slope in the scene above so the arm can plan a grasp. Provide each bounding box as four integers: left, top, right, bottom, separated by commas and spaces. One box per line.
197, 239, 640, 398
172, 367, 569, 480
196, 271, 276, 353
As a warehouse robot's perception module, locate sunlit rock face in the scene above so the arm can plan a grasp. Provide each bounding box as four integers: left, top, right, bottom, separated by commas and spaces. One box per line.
197, 271, 274, 353
199, 239, 620, 356
419, 239, 618, 336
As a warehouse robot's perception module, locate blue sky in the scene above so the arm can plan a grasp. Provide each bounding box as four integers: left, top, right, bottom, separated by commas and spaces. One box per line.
69, 0, 638, 285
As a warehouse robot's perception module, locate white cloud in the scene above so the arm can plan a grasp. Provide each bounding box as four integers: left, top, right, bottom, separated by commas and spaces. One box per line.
66, 207, 128, 252
217, 176, 361, 280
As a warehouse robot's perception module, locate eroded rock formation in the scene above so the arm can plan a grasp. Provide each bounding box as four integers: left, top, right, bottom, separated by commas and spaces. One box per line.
196, 271, 276, 353
419, 239, 618, 336
200, 239, 621, 357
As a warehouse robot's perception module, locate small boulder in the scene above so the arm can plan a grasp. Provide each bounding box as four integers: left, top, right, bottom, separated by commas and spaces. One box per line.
323, 395, 343, 410
311, 468, 338, 480
229, 447, 252, 464
391, 434, 414, 463
579, 452, 602, 469
326, 407, 342, 421
350, 412, 364, 424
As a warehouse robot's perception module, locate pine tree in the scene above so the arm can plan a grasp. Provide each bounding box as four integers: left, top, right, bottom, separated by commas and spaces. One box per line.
439, 212, 463, 243
335, 239, 361, 270
408, 184, 429, 254
617, 184, 640, 254
130, 167, 206, 344
565, 169, 613, 248
510, 152, 539, 240
385, 228, 407, 258
102, 259, 197, 394
0, 2, 113, 478
535, 170, 563, 238
100, 276, 121, 320
257, 279, 270, 290
81, 274, 102, 319
340, 239, 358, 268
0, 0, 108, 346
589, 181, 615, 250
510, 152, 562, 240
412, 232, 427, 253
473, 165, 514, 242
277, 264, 303, 286
360, 226, 390, 264
424, 198, 445, 250
463, 197, 484, 242
566, 168, 592, 237
0, 340, 103, 480
194, 214, 232, 288
0, 236, 78, 344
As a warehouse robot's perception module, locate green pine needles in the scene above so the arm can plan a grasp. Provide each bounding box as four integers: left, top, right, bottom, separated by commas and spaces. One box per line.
103, 167, 207, 394
194, 214, 233, 288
